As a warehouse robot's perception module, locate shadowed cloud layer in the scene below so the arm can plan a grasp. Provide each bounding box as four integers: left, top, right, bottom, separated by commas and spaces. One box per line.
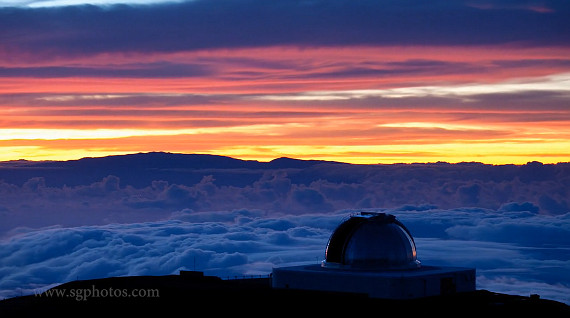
0, 154, 569, 234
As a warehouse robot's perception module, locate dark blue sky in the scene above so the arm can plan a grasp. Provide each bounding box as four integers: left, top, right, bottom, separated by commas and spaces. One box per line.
2, 0, 569, 58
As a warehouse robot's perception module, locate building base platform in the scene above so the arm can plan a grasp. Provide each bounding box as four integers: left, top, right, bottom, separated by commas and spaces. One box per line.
272, 264, 475, 299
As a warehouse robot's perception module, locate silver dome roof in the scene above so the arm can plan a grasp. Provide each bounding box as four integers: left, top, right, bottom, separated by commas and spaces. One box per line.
324, 212, 420, 270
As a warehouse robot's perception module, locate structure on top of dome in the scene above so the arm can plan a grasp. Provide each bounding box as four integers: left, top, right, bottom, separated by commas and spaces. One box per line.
323, 212, 421, 270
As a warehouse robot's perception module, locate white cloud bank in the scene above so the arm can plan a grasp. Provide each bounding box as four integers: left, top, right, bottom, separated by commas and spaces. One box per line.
1, 206, 568, 304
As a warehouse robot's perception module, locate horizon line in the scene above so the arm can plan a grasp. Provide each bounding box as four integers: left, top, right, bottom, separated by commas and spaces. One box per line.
3, 151, 568, 166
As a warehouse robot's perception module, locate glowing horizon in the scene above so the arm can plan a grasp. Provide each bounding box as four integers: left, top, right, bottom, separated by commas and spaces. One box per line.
1, 1, 569, 165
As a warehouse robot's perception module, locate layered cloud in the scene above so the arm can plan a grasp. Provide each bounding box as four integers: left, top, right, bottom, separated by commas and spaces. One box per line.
0, 1, 569, 163
0, 207, 568, 304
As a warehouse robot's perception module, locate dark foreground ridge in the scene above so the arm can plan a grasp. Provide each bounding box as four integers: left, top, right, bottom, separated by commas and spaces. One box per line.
1, 272, 568, 316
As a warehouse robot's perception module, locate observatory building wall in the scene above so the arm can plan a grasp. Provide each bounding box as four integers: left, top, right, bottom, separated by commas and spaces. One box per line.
272, 264, 476, 299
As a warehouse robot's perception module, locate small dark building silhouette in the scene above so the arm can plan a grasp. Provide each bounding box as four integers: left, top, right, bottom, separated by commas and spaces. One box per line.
272, 212, 476, 299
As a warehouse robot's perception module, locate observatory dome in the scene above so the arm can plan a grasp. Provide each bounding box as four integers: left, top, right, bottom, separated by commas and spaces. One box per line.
324, 212, 420, 270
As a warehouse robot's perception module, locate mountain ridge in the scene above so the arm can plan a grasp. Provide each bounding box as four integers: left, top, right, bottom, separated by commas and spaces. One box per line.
0, 152, 568, 189
0, 152, 342, 187
1, 152, 342, 169
4, 151, 568, 167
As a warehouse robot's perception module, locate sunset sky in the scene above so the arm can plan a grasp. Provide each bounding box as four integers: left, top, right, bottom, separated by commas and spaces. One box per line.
1, 0, 569, 164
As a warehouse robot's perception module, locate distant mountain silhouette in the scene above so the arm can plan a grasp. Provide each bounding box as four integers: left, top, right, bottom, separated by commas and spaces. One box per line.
268, 156, 343, 169
1, 272, 568, 316
59, 152, 340, 170
0, 152, 341, 187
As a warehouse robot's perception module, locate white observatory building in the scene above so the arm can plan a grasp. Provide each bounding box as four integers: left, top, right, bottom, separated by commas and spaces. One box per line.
272, 212, 475, 299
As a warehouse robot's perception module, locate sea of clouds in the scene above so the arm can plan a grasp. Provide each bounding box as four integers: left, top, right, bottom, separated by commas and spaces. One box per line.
0, 158, 568, 304
1, 160, 569, 236
1, 206, 569, 304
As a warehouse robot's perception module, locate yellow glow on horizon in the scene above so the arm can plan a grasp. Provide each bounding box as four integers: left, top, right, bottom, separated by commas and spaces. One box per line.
0, 146, 130, 162
0, 123, 568, 164
1, 139, 568, 164
211, 141, 570, 164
